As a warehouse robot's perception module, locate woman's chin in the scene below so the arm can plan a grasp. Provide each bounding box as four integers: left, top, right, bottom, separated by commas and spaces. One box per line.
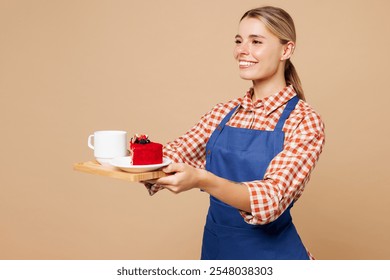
239, 74, 255, 81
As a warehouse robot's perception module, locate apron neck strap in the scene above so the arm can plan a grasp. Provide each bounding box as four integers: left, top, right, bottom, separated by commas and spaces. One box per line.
220, 105, 240, 128
217, 95, 299, 132
274, 95, 299, 131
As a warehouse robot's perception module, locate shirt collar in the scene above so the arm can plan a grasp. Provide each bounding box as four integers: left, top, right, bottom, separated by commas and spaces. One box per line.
241, 85, 297, 115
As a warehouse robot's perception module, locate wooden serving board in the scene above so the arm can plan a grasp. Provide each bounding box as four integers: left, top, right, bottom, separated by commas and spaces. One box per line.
73, 160, 166, 182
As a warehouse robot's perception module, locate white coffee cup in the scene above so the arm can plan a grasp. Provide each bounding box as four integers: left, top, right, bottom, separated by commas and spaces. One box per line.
88, 130, 128, 166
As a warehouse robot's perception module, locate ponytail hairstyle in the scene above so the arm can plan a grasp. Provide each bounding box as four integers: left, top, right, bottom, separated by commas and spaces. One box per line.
240, 6, 306, 100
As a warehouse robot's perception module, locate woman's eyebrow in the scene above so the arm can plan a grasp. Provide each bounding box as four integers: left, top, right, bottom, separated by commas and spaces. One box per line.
235, 34, 266, 39
249, 34, 266, 39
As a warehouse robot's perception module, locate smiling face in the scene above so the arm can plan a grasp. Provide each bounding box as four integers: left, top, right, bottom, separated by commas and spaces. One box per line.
234, 17, 292, 87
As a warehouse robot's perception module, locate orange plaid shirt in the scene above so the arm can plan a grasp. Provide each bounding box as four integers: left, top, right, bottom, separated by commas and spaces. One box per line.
149, 85, 325, 226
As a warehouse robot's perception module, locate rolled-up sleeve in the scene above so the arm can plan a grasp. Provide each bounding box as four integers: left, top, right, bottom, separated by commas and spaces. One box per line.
239, 111, 325, 225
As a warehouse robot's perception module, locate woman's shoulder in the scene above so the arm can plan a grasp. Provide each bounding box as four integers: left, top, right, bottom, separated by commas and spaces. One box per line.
292, 98, 325, 134
295, 99, 321, 116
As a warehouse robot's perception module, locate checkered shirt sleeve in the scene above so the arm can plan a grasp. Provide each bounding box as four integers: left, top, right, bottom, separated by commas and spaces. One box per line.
239, 102, 325, 225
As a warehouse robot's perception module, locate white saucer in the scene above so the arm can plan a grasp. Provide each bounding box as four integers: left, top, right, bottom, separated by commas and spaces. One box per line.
109, 156, 172, 173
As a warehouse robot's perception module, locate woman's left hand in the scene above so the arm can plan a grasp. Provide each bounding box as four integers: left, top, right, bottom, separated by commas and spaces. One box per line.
155, 163, 205, 194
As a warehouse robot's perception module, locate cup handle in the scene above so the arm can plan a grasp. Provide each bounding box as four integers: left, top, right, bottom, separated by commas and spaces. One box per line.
88, 135, 94, 150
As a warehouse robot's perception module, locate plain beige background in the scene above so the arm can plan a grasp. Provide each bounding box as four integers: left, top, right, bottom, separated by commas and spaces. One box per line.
1, 0, 389, 260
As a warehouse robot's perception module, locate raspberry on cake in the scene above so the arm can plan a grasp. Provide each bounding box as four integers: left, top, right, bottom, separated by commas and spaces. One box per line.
130, 134, 163, 165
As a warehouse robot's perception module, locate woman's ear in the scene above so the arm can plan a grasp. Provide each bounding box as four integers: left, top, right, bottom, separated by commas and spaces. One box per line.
281, 41, 295, 61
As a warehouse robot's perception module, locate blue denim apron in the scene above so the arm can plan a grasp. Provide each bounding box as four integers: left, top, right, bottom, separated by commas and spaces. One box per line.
201, 95, 309, 260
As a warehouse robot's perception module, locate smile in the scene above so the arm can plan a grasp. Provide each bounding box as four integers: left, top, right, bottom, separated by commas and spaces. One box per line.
239, 60, 257, 67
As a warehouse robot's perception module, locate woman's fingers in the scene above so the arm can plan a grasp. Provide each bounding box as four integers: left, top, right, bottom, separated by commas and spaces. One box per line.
155, 163, 202, 194
162, 163, 183, 174
155, 173, 176, 186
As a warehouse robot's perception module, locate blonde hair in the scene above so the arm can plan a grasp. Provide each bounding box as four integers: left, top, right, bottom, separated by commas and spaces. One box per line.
241, 6, 305, 100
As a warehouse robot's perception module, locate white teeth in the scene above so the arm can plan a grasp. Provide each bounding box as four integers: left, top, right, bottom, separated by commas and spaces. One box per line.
239, 61, 256, 66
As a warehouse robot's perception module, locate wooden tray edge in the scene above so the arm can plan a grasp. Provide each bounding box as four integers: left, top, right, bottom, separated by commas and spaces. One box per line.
73, 161, 166, 182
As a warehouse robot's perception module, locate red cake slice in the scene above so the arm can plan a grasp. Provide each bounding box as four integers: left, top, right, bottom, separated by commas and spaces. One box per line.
130, 134, 163, 165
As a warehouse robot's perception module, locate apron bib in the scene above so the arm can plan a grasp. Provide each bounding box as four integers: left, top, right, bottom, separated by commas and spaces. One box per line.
201, 96, 309, 260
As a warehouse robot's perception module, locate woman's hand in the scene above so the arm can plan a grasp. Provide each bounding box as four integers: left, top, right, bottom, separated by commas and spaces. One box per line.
155, 163, 206, 194
154, 163, 251, 212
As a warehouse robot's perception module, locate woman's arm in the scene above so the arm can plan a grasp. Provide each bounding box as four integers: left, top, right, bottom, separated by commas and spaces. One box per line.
156, 163, 251, 212
142, 106, 216, 195
157, 107, 325, 225
143, 101, 239, 195
239, 110, 325, 225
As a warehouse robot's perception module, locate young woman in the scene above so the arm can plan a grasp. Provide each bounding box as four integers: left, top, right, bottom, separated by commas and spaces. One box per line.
145, 6, 325, 260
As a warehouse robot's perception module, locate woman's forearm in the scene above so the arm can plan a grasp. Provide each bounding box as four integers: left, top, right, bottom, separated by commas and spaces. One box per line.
198, 169, 251, 213
155, 163, 252, 213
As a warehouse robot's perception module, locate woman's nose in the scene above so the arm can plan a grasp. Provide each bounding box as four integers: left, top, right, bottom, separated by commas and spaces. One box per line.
235, 44, 249, 57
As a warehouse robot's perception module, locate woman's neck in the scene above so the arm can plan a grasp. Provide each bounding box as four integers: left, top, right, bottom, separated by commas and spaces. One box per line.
251, 78, 287, 101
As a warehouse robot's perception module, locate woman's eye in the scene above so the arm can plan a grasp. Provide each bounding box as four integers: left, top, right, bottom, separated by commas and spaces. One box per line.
253, 40, 262, 45
235, 39, 242, 44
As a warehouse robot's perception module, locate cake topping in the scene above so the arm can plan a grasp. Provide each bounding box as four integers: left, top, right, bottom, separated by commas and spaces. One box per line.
131, 134, 150, 144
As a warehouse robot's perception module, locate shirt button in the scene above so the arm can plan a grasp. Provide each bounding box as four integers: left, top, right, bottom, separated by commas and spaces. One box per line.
207, 150, 211, 155
217, 125, 222, 131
